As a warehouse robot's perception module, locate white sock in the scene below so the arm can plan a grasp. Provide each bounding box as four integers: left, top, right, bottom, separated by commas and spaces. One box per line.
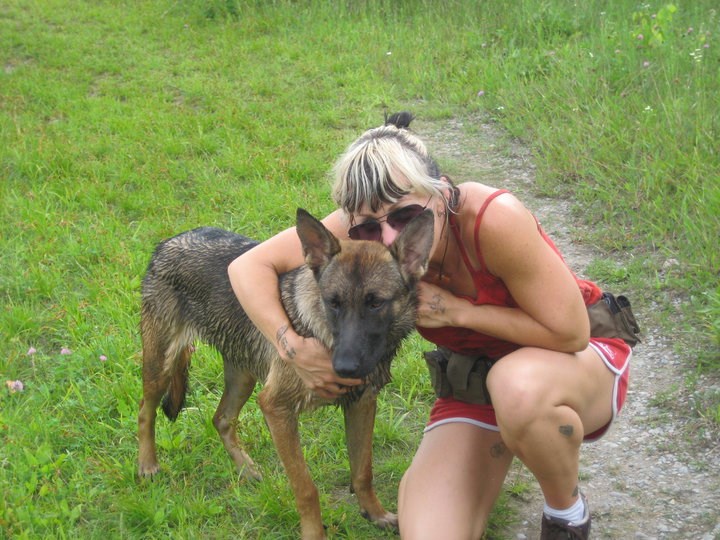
543, 495, 586, 523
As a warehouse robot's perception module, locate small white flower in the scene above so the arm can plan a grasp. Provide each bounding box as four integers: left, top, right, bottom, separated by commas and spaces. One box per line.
6, 380, 24, 393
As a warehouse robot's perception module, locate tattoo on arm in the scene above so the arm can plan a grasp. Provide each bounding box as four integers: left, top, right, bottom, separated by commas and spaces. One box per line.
559, 425, 574, 437
276, 325, 296, 360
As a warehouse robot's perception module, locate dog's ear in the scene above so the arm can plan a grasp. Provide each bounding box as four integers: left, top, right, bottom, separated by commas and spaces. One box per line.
391, 209, 434, 283
296, 208, 341, 275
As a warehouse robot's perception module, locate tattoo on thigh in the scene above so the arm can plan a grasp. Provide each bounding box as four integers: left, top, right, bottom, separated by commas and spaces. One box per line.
276, 325, 296, 360
490, 441, 507, 458
559, 424, 574, 437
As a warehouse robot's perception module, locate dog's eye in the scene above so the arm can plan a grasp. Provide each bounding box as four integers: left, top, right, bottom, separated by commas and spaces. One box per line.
366, 294, 385, 310
327, 297, 342, 312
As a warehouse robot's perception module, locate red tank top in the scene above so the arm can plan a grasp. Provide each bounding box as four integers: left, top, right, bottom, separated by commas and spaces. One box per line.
417, 190, 602, 359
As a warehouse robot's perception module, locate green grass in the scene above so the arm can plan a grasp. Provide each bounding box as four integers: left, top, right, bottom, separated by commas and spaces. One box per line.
1, 0, 718, 537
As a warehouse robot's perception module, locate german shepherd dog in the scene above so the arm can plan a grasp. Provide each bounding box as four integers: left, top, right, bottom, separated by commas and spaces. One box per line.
137, 209, 434, 539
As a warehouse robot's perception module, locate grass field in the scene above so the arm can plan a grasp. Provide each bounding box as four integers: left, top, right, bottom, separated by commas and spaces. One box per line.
1, 1, 718, 538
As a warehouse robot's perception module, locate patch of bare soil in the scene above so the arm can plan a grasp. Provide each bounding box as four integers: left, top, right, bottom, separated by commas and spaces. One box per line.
417, 116, 720, 540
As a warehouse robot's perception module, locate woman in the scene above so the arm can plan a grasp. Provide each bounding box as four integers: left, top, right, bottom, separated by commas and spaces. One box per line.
228, 112, 635, 539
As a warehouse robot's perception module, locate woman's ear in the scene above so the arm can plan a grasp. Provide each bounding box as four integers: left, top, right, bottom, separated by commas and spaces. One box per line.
437, 177, 452, 213
434, 196, 446, 217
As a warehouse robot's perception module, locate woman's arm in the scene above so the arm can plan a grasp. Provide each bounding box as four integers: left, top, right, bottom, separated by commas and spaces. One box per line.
417, 192, 589, 353
227, 210, 362, 398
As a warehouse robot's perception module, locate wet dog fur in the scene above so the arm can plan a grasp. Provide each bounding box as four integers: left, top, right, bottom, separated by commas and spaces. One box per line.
137, 209, 434, 539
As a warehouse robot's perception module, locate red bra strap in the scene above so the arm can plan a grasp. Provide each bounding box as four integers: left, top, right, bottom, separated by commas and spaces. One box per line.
472, 189, 510, 272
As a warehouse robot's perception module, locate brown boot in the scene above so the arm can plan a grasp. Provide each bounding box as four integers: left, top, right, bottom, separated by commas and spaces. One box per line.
540, 493, 591, 540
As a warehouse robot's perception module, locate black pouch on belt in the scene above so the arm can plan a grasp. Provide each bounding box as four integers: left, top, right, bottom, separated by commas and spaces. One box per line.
423, 347, 494, 405
587, 292, 642, 347
423, 348, 451, 398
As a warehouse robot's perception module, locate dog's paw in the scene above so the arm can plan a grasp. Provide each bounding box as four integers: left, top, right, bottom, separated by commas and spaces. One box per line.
361, 509, 399, 531
137, 461, 160, 478
237, 463, 263, 482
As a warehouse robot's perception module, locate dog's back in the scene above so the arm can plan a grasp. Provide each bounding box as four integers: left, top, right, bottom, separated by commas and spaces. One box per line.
141, 227, 277, 387
140, 222, 422, 416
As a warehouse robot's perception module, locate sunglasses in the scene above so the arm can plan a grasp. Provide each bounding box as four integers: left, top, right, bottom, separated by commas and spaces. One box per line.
348, 197, 431, 241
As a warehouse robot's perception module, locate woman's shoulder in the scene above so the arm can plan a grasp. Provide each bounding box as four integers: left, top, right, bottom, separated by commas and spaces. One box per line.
321, 208, 351, 239
455, 182, 532, 229
456, 182, 555, 278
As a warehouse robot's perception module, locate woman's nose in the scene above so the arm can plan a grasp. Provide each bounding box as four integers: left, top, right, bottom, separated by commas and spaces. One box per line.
381, 222, 400, 246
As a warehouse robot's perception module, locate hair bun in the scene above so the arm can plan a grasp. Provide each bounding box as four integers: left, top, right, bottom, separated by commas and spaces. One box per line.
384, 111, 415, 129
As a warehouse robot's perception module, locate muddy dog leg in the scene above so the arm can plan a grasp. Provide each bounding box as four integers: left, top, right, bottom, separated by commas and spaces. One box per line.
258, 387, 326, 540
213, 361, 261, 481
344, 389, 398, 530
138, 337, 192, 477
138, 360, 165, 475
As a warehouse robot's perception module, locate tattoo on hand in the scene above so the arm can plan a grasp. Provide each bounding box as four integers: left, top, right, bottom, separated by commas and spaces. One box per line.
429, 293, 446, 314
559, 425, 574, 437
276, 325, 296, 360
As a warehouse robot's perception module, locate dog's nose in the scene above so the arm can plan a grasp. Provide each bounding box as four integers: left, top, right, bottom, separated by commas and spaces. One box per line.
333, 354, 363, 378
334, 364, 361, 378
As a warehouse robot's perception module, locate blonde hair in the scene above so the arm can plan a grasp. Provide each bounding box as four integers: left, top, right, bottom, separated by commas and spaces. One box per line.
332, 113, 454, 215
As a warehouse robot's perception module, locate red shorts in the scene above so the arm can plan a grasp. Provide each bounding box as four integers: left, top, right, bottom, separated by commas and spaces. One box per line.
425, 337, 631, 442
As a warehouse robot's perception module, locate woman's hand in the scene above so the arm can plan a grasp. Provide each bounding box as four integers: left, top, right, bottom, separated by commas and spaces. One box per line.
276, 325, 364, 400
416, 281, 459, 328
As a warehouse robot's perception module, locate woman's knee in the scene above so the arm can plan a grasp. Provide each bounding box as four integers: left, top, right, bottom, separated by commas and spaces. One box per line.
487, 353, 549, 427
398, 425, 510, 538
399, 478, 489, 540
398, 462, 447, 539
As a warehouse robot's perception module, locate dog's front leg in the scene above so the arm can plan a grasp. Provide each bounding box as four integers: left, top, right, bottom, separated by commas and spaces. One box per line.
213, 364, 262, 481
258, 388, 325, 540
344, 389, 398, 531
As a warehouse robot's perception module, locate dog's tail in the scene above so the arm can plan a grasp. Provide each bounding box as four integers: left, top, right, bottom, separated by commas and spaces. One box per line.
160, 343, 192, 421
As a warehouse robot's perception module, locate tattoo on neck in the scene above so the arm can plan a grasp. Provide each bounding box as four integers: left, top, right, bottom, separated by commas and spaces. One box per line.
559, 425, 574, 437
276, 325, 296, 360
572, 485, 579, 497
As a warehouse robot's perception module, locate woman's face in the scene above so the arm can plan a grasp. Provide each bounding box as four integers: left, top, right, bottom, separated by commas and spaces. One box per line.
351, 192, 435, 247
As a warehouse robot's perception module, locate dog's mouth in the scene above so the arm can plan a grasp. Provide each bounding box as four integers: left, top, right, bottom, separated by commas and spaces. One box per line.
334, 367, 372, 379
336, 379, 368, 390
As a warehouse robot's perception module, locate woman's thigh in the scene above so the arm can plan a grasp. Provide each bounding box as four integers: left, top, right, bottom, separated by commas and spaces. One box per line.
488, 345, 616, 437
398, 422, 513, 540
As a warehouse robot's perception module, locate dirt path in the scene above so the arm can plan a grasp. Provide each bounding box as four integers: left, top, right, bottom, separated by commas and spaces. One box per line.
418, 116, 720, 540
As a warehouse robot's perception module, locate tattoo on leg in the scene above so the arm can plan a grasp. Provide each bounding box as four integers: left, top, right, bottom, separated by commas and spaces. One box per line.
276, 325, 296, 360
559, 424, 574, 437
490, 441, 507, 458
